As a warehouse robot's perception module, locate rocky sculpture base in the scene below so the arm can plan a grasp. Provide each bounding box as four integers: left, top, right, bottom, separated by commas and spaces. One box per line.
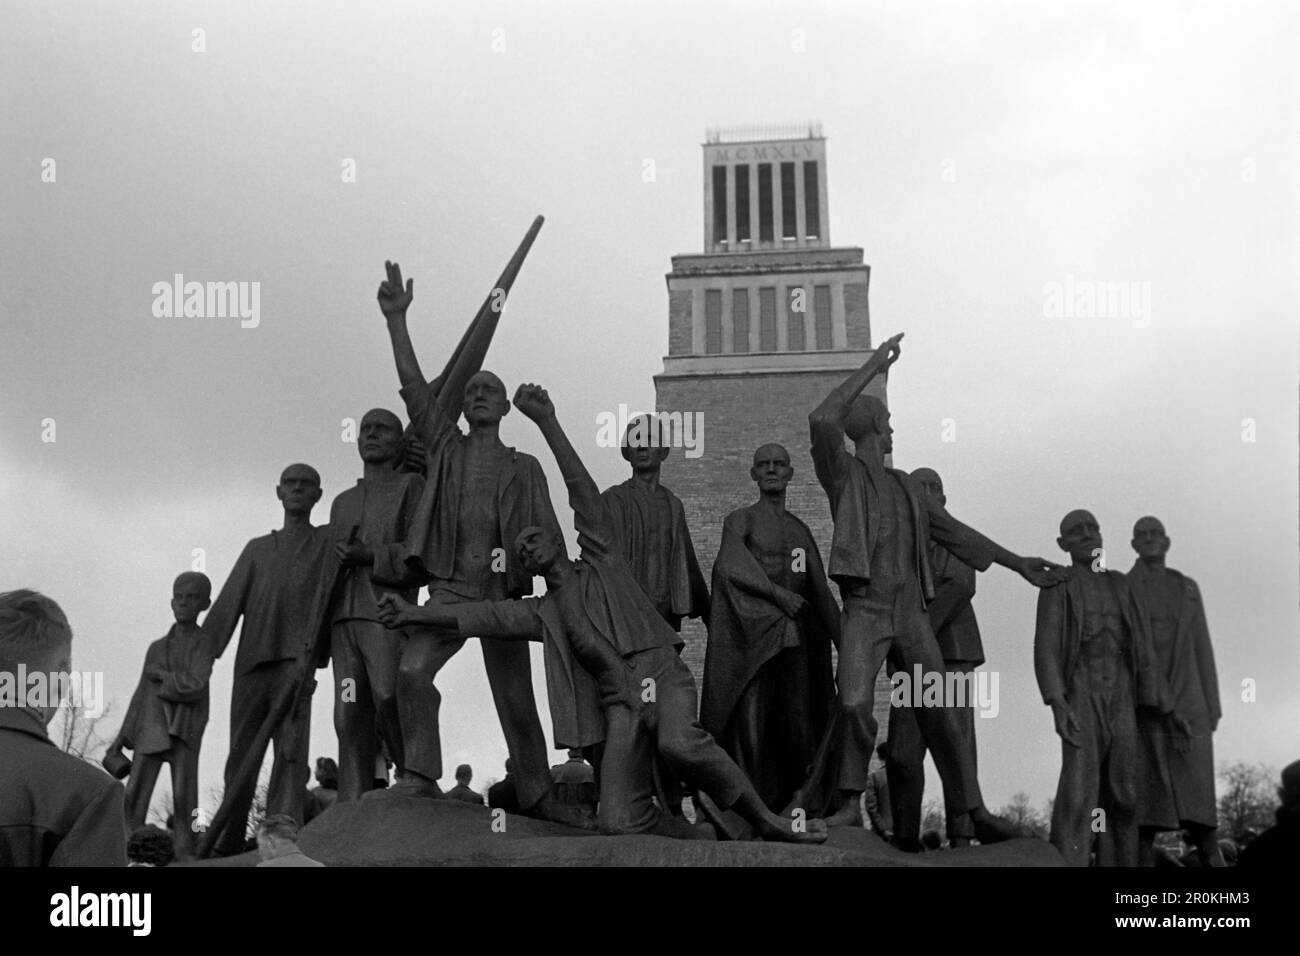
227, 795, 1064, 867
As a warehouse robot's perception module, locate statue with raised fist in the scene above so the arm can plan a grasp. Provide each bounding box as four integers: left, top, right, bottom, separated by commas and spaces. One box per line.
379, 384, 829, 845
376, 253, 577, 826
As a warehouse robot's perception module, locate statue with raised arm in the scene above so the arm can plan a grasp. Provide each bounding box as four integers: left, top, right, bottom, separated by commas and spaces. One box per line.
375, 244, 579, 825
1127, 516, 1224, 867
803, 332, 1060, 837
1036, 510, 1165, 866
377, 385, 828, 845
326, 409, 426, 802
107, 572, 216, 858
202, 464, 337, 855
600, 416, 709, 632
700, 443, 838, 812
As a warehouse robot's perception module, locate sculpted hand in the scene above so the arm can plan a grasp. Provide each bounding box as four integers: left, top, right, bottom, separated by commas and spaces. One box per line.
1052, 702, 1082, 749
878, 332, 904, 370
778, 588, 807, 618
378, 260, 414, 318
1016, 556, 1066, 588
513, 383, 555, 423
335, 526, 373, 567
376, 594, 418, 629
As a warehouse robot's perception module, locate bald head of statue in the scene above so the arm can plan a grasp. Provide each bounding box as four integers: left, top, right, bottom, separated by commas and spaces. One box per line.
910, 467, 945, 507
750, 442, 793, 495
171, 571, 212, 626
463, 370, 511, 428
843, 395, 893, 454
358, 408, 404, 466
277, 463, 322, 516
1057, 508, 1102, 566
1131, 515, 1170, 564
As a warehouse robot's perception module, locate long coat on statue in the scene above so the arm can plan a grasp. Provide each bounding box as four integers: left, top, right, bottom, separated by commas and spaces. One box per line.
1127, 561, 1221, 829
599, 479, 709, 629
700, 505, 838, 807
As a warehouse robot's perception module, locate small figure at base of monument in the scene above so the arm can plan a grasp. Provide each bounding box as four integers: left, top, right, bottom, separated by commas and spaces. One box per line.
328, 407, 425, 802
885, 468, 985, 851
1127, 516, 1225, 867
700, 442, 838, 813
106, 572, 216, 859
804, 333, 1060, 839
202, 463, 337, 856
378, 385, 828, 845
1035, 510, 1165, 866
600, 415, 710, 632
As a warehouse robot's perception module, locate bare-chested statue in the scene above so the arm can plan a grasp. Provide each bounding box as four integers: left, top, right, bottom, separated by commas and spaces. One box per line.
376, 261, 576, 824
600, 416, 709, 632
377, 384, 828, 846
1127, 516, 1224, 867
327, 409, 426, 802
107, 572, 215, 858
203, 464, 336, 855
700, 443, 838, 812
1036, 510, 1165, 866
806, 333, 1059, 837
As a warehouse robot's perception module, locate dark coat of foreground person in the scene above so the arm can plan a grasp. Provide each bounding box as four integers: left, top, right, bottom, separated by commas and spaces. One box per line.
0, 588, 127, 866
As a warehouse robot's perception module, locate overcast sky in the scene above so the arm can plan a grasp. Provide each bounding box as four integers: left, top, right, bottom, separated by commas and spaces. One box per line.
3, 0, 1297, 822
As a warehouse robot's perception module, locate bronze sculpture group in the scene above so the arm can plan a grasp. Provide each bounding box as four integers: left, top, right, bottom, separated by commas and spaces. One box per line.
107, 219, 1225, 864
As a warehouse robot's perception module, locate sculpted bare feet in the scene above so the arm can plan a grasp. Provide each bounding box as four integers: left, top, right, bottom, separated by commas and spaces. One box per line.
526, 792, 598, 831
821, 798, 863, 828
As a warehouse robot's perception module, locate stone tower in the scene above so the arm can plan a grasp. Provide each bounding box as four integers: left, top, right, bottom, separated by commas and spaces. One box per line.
654, 123, 891, 730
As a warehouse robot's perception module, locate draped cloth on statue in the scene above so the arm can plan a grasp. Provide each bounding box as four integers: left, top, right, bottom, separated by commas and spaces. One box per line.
700, 506, 838, 810
1128, 561, 1221, 829
599, 479, 708, 627
119, 627, 215, 756
700, 506, 837, 746
399, 380, 560, 598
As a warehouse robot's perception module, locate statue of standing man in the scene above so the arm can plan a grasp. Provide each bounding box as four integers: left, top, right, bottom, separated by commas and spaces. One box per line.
203, 464, 336, 855
1036, 509, 1165, 866
327, 409, 426, 802
1127, 516, 1224, 866
700, 443, 838, 812
600, 415, 710, 633
806, 333, 1058, 837
885, 468, 987, 850
375, 259, 579, 824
